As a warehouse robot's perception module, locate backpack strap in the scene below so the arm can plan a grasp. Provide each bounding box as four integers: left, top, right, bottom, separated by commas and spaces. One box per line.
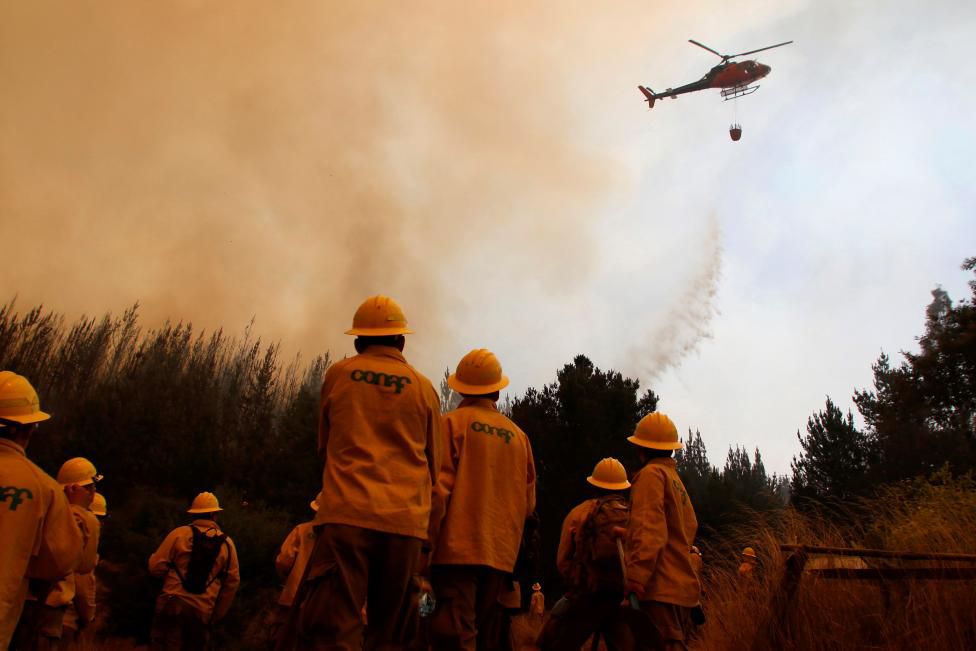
196, 525, 230, 591
168, 525, 196, 590
205, 535, 230, 590
573, 501, 601, 586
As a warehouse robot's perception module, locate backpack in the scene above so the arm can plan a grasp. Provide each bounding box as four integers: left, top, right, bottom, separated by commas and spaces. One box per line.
577, 495, 630, 592
172, 525, 228, 595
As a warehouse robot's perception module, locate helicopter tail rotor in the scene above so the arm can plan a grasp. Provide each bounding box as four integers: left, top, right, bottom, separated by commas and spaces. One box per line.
638, 85, 657, 109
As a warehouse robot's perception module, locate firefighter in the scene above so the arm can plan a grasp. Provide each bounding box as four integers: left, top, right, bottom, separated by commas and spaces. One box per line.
0, 371, 82, 649
20, 458, 104, 650
426, 348, 535, 651
269, 493, 321, 647
529, 582, 545, 623
148, 492, 241, 651
292, 295, 443, 651
738, 548, 758, 578
538, 458, 632, 651
624, 413, 701, 651
63, 492, 108, 650
90, 493, 107, 516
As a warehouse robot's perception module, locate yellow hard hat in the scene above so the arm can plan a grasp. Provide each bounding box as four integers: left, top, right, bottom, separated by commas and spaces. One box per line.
691, 545, 701, 555
187, 491, 223, 514
345, 295, 414, 336
448, 349, 509, 395
56, 457, 103, 487
0, 371, 51, 425
310, 491, 322, 512
91, 492, 107, 517
627, 412, 681, 450
586, 457, 631, 490
742, 547, 757, 559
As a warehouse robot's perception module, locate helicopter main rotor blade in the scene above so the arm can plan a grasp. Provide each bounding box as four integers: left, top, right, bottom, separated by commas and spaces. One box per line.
728, 40, 793, 58
688, 39, 724, 58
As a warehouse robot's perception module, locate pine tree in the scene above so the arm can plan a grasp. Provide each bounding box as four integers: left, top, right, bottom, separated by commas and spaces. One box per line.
854, 258, 976, 482
439, 367, 461, 413
509, 355, 657, 589
791, 397, 873, 503
674, 432, 784, 536
723, 445, 752, 490
675, 429, 716, 521
675, 429, 711, 481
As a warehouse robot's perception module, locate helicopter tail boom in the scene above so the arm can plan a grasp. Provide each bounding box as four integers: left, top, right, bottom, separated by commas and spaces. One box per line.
638, 85, 657, 109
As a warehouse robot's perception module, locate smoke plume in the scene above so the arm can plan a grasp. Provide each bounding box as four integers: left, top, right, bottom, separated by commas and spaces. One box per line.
1, 1, 727, 382
627, 214, 723, 381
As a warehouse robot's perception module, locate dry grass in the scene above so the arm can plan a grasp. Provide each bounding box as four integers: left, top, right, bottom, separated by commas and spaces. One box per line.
693, 473, 976, 650
86, 474, 976, 650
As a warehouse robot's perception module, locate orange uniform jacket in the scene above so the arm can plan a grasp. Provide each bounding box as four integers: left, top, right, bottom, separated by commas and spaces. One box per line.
275, 521, 317, 607
46, 505, 101, 607
64, 567, 97, 630
555, 499, 596, 586
625, 458, 700, 607
0, 439, 83, 648
148, 520, 241, 621
316, 346, 443, 540
429, 397, 536, 572
690, 551, 703, 579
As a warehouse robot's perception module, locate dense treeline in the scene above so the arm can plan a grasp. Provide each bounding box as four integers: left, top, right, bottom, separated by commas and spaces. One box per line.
0, 303, 329, 515
791, 257, 976, 505
0, 303, 327, 645
676, 433, 789, 534
1, 256, 972, 646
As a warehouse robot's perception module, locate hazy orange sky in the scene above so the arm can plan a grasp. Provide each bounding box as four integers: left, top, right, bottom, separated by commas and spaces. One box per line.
3, 0, 973, 472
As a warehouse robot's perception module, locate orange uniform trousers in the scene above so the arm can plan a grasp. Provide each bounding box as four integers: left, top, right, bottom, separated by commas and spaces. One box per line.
536, 592, 639, 651
12, 601, 66, 651
637, 601, 693, 651
149, 596, 210, 651
428, 565, 506, 651
296, 524, 421, 651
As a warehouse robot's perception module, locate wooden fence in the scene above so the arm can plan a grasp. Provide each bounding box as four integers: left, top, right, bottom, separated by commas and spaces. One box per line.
755, 544, 976, 647
780, 544, 976, 580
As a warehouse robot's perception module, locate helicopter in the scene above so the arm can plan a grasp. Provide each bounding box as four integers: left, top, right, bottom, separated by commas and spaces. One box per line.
638, 39, 793, 109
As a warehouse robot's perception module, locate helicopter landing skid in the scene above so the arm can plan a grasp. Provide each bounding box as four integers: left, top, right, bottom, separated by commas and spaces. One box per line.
721, 84, 760, 100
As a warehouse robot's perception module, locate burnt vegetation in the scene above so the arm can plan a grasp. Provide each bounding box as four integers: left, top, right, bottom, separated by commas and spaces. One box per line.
1, 255, 974, 649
